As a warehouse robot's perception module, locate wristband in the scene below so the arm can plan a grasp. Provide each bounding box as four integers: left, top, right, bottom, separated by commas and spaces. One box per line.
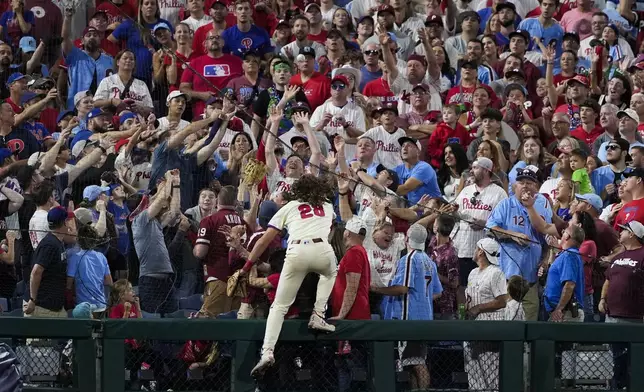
98, 146, 107, 153
243, 260, 254, 272
172, 185, 181, 189
29, 297, 35, 302
339, 191, 348, 196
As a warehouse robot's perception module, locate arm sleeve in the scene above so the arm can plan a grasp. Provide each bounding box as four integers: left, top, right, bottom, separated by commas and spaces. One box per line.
559, 253, 581, 284
180, 60, 196, 84
66, 255, 77, 278
267, 203, 290, 231
491, 269, 509, 297
111, 20, 129, 41
432, 263, 443, 294
109, 303, 124, 319
486, 200, 507, 229
196, 217, 213, 245
94, 78, 110, 101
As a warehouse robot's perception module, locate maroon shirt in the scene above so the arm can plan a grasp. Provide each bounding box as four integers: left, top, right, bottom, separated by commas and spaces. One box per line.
241, 229, 282, 305
427, 237, 459, 315
196, 207, 250, 281
606, 247, 644, 319
26, 0, 62, 44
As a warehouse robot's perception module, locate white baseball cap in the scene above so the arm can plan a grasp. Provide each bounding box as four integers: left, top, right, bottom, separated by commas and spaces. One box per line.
345, 217, 367, 236
618, 221, 644, 241
406, 224, 427, 250
617, 108, 640, 124
477, 238, 500, 265
166, 90, 190, 104
27, 151, 45, 167
74, 90, 92, 107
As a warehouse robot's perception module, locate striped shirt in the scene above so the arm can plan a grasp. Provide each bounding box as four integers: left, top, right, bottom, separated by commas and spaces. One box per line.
382, 250, 442, 321
465, 265, 507, 321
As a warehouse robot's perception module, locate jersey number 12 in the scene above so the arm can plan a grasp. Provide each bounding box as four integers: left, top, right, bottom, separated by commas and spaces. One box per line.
298, 204, 325, 219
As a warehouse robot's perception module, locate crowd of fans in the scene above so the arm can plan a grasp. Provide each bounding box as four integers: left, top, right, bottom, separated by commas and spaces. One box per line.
0, 0, 642, 389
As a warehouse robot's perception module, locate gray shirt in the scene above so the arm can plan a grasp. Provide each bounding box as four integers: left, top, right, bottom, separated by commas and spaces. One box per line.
132, 210, 174, 277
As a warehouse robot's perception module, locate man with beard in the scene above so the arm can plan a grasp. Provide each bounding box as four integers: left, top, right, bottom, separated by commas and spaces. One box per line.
479, 1, 520, 40
252, 59, 309, 137
591, 137, 629, 205
193, 1, 228, 57
545, 112, 591, 155
62, 9, 113, 110
68, 11, 121, 57
0, 43, 25, 99
181, 29, 243, 118
222, 0, 272, 59
281, 15, 326, 61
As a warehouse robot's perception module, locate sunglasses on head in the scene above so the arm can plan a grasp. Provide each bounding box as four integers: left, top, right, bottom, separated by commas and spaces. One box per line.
331, 83, 347, 90
470, 191, 480, 205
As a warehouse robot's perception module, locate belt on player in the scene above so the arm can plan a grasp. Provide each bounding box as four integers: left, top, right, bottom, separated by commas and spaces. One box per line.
290, 238, 324, 245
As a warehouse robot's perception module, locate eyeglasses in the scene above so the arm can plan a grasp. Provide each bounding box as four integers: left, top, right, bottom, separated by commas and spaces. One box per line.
606, 144, 621, 151
364, 50, 380, 56
470, 191, 480, 205
331, 83, 347, 90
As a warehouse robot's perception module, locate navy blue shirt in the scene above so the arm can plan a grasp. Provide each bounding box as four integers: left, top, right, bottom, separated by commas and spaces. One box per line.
222, 25, 273, 58
1, 126, 41, 160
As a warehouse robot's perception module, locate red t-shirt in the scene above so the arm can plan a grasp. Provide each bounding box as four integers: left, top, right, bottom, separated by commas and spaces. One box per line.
331, 245, 371, 320
289, 72, 331, 111
362, 77, 396, 105
445, 84, 499, 109
39, 107, 58, 134
96, 0, 137, 28
579, 240, 597, 295
426, 121, 471, 168
553, 73, 576, 89
613, 198, 644, 230
109, 302, 140, 348
308, 30, 328, 45
637, 123, 644, 139
5, 98, 21, 114
570, 124, 603, 146
266, 273, 299, 318
192, 23, 216, 57
196, 207, 251, 281
181, 54, 243, 117
164, 50, 199, 89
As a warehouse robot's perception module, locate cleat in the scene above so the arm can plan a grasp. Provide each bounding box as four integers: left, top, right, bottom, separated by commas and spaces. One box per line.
308, 312, 335, 332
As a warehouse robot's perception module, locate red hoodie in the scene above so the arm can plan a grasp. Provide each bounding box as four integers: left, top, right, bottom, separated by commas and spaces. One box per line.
426, 121, 471, 168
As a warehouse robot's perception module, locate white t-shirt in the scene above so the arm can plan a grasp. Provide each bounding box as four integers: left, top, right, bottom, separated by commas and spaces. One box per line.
350, 0, 380, 22
280, 41, 327, 61
309, 100, 366, 160
361, 126, 406, 170
320, 6, 339, 28
182, 15, 213, 33
354, 184, 396, 217
94, 74, 154, 109
29, 209, 50, 250
269, 200, 334, 241
157, 117, 190, 136
451, 183, 507, 258
465, 264, 507, 321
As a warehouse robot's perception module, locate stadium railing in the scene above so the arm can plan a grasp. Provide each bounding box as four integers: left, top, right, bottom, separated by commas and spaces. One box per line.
2, 318, 644, 391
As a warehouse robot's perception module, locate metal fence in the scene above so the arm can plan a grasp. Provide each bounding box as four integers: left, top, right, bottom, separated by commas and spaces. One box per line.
1, 318, 644, 392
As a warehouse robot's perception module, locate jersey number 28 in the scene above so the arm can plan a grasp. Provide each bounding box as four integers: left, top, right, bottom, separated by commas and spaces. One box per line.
298, 204, 325, 219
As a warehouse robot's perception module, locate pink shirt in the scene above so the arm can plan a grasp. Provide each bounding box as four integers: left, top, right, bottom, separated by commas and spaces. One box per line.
559, 8, 597, 40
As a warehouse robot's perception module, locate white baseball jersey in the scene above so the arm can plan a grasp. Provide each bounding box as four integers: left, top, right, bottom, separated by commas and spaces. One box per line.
115, 150, 152, 191
361, 207, 406, 287
268, 200, 334, 242
390, 70, 443, 112
451, 183, 507, 258
156, 117, 190, 136
354, 184, 396, 217
267, 170, 296, 199
182, 15, 213, 34
361, 126, 406, 170
94, 74, 154, 109
309, 100, 366, 160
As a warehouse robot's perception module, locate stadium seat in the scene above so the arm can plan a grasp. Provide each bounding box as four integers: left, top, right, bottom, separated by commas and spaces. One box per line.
13, 281, 25, 297
0, 298, 9, 312
178, 294, 203, 311
163, 310, 191, 318
141, 311, 161, 319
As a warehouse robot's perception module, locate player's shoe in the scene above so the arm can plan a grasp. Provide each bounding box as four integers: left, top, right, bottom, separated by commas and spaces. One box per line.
251, 349, 275, 377
308, 312, 335, 332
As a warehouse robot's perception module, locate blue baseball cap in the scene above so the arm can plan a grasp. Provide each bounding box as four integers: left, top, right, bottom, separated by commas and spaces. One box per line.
119, 112, 137, 125
19, 36, 37, 53
258, 200, 280, 229
87, 108, 108, 120
153, 22, 171, 33
83, 185, 110, 202
47, 206, 75, 227
107, 183, 122, 196
575, 193, 603, 213
6, 73, 26, 86
57, 110, 75, 124
0, 148, 12, 163
20, 91, 44, 105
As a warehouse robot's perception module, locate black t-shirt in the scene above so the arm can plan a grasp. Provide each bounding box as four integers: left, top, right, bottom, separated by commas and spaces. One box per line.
71, 154, 116, 205
51, 171, 70, 207
0, 64, 27, 99
252, 88, 309, 119
32, 232, 67, 311
0, 126, 41, 160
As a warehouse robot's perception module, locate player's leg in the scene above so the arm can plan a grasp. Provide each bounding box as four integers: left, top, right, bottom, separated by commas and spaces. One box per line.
308, 244, 338, 332
252, 251, 309, 376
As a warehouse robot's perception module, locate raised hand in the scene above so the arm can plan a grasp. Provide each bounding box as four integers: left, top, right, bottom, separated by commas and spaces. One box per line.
268, 106, 284, 124
283, 85, 300, 101
292, 111, 309, 125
